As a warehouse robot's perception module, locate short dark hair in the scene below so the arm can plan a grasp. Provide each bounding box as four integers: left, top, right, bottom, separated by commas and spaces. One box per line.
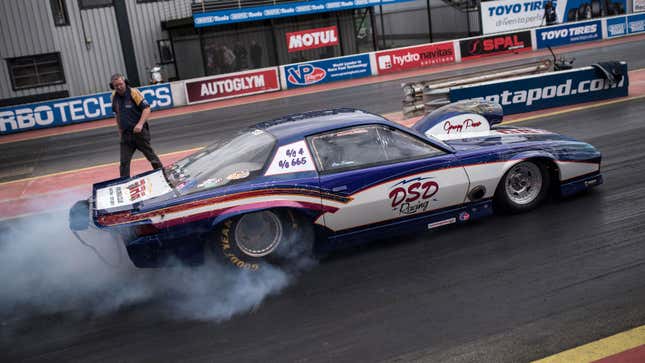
110, 73, 126, 84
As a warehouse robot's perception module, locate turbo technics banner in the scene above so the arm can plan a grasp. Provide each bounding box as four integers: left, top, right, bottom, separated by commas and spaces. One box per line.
0, 84, 174, 135
184, 68, 280, 104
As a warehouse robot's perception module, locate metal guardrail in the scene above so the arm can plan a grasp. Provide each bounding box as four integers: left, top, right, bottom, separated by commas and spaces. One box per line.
401, 59, 553, 118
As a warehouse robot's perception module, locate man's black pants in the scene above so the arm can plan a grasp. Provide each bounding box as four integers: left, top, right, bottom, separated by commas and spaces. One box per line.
120, 126, 163, 178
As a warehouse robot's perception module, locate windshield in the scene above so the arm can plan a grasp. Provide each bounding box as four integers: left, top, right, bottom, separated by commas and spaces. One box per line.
166, 129, 276, 195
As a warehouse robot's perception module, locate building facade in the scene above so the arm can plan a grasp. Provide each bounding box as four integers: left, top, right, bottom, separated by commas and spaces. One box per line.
0, 0, 189, 107
1, 0, 478, 107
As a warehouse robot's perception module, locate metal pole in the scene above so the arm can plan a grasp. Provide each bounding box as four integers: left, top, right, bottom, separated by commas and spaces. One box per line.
426, 0, 433, 43
379, 5, 386, 49
369, 7, 378, 51
466, 1, 471, 37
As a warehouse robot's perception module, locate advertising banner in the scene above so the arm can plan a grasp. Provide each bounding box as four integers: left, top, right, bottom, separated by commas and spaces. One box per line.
481, 0, 626, 34
374, 42, 455, 74
636, 0, 645, 12
460, 31, 532, 60
283, 54, 371, 89
286, 26, 339, 53
194, 0, 415, 27
606, 16, 627, 37
627, 13, 645, 34
449, 63, 628, 115
184, 68, 280, 104
535, 19, 601, 48
0, 84, 174, 135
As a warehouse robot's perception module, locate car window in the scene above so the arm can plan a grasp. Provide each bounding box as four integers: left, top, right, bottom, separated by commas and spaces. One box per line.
309, 125, 443, 172
166, 129, 276, 194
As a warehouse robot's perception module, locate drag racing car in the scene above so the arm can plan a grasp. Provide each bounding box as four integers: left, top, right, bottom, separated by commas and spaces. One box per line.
70, 101, 603, 270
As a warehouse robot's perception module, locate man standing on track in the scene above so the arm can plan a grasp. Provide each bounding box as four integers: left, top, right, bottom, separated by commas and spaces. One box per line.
110, 73, 163, 178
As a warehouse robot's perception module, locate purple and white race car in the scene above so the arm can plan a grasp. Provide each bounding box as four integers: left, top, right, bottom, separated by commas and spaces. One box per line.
70, 101, 602, 270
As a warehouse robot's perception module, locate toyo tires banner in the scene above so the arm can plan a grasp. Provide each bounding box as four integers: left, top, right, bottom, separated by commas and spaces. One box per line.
535, 19, 601, 48
449, 63, 628, 114
374, 42, 455, 75
184, 67, 280, 104
0, 84, 174, 135
481, 0, 626, 34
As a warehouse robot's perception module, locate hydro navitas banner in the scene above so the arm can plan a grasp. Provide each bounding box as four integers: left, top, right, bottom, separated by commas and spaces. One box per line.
374, 42, 455, 75
282, 54, 371, 89
0, 84, 174, 135
606, 13, 645, 37
449, 63, 628, 114
481, 0, 626, 34
535, 19, 601, 48
460, 31, 532, 60
184, 68, 280, 104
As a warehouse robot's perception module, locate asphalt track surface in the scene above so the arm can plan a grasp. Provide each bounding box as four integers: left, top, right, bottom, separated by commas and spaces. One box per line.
1, 40, 644, 362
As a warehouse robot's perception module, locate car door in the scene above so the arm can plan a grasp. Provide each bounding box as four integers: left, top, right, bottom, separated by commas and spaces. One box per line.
307, 124, 470, 234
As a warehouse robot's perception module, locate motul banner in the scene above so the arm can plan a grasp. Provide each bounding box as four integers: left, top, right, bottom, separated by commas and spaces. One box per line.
375, 42, 455, 74
287, 26, 339, 52
460, 30, 532, 60
185, 68, 280, 104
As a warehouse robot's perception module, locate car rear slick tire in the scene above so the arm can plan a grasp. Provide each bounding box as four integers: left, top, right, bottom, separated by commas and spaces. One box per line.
215, 209, 314, 271
494, 161, 550, 213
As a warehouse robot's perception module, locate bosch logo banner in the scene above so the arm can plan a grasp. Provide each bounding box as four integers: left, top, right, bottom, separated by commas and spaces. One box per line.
449, 63, 628, 115
185, 68, 280, 104
283, 54, 371, 89
628, 13, 645, 34
375, 42, 455, 74
607, 16, 627, 38
0, 84, 173, 135
460, 31, 531, 59
286, 26, 339, 52
535, 20, 601, 48
193, 0, 415, 27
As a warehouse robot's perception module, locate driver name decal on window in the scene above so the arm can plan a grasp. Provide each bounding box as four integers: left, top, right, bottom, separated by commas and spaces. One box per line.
265, 140, 316, 176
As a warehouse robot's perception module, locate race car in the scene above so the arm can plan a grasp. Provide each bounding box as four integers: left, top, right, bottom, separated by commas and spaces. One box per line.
69, 101, 602, 270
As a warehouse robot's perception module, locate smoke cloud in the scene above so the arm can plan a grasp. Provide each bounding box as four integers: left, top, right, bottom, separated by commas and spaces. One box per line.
0, 190, 310, 327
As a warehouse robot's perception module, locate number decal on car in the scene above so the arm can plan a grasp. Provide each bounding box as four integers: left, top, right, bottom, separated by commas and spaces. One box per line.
265, 140, 316, 176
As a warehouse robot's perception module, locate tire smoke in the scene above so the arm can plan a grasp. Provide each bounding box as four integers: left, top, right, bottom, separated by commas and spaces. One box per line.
0, 193, 314, 326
